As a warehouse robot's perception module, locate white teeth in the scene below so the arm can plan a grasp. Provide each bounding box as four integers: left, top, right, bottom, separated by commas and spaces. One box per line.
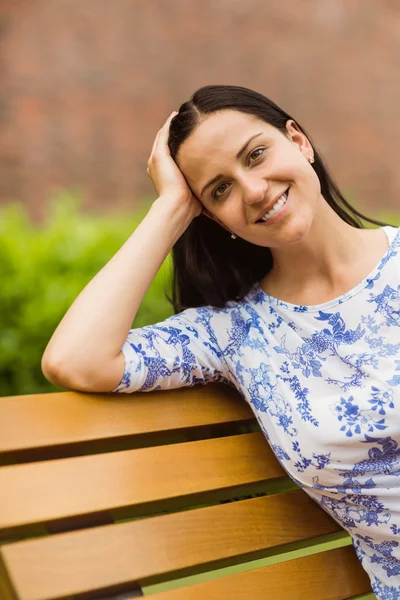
259, 191, 288, 222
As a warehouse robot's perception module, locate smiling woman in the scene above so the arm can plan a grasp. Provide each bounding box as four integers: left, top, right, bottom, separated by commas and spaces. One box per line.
42, 84, 400, 600
166, 85, 391, 313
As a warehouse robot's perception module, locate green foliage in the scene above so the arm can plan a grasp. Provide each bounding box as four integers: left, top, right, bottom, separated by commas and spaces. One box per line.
0, 192, 175, 397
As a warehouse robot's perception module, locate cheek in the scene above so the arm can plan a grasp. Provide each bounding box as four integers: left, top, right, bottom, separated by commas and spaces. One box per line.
220, 201, 247, 227
287, 156, 319, 189
202, 204, 230, 228
281, 153, 306, 176
307, 166, 322, 195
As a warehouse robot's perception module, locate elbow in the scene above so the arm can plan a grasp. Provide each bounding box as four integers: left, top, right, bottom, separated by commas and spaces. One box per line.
41, 352, 58, 384
41, 353, 74, 389
41, 352, 84, 391
41, 352, 122, 393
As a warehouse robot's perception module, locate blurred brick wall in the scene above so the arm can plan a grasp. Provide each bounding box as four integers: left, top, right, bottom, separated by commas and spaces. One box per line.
0, 0, 399, 222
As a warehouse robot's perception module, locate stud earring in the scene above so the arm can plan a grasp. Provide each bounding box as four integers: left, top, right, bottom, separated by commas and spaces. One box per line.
230, 232, 237, 239
308, 155, 315, 164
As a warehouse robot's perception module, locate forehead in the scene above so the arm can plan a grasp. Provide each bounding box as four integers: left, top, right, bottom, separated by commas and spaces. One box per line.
177, 110, 277, 192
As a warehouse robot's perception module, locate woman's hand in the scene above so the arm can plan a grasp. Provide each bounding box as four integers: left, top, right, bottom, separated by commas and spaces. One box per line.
147, 111, 203, 219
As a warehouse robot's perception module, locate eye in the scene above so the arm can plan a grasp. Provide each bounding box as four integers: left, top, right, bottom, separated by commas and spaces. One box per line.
211, 147, 266, 199
248, 147, 265, 163
213, 182, 229, 199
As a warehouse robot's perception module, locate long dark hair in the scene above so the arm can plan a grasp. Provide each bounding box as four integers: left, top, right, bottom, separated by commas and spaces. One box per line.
166, 84, 390, 313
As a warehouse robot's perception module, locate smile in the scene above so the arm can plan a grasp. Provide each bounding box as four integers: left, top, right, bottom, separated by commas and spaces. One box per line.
256, 189, 289, 223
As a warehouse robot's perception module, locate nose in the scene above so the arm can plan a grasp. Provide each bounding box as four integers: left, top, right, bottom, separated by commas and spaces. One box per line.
241, 174, 269, 206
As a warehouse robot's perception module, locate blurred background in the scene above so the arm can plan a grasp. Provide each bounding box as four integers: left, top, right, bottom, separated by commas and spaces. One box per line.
1, 0, 399, 396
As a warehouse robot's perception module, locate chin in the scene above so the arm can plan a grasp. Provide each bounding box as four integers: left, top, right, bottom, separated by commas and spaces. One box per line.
282, 223, 313, 245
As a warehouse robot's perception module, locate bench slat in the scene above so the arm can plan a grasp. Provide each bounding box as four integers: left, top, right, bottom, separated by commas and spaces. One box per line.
0, 433, 287, 535
145, 546, 372, 599
0, 490, 343, 600
0, 385, 253, 461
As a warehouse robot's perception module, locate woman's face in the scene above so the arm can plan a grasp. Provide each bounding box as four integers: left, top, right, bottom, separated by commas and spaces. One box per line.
176, 109, 322, 247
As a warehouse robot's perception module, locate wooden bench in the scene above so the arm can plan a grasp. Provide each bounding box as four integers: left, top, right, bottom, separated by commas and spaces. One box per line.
0, 383, 374, 600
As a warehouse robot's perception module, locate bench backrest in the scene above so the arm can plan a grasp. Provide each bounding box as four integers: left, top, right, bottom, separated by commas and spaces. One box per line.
0, 383, 373, 600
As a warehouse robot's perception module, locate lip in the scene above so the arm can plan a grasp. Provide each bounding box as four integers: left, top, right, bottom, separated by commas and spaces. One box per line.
254, 188, 290, 223
256, 188, 290, 226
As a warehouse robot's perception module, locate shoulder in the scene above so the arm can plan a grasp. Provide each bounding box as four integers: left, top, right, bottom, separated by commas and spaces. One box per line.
176, 297, 252, 331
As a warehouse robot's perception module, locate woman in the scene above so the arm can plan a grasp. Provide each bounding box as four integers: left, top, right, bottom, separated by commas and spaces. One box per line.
42, 85, 400, 598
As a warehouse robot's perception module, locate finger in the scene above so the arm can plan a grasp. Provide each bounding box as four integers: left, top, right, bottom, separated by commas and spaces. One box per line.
149, 130, 161, 161
149, 112, 177, 162
163, 111, 178, 126
158, 111, 178, 144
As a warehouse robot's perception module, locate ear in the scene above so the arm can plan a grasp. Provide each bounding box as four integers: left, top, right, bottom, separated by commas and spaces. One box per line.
285, 119, 313, 157
202, 208, 231, 232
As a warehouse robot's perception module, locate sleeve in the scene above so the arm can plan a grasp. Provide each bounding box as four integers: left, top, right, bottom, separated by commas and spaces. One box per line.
111, 305, 232, 393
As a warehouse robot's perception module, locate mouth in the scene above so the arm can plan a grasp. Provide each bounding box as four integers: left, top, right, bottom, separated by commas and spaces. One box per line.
255, 188, 289, 223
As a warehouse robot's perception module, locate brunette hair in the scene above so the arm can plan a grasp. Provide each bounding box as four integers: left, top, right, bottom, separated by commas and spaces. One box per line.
166, 84, 390, 312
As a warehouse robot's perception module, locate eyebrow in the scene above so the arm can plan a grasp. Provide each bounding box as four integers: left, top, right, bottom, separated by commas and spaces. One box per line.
199, 132, 264, 199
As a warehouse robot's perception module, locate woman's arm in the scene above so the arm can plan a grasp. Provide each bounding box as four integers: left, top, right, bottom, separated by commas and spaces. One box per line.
41, 197, 195, 392
42, 110, 202, 393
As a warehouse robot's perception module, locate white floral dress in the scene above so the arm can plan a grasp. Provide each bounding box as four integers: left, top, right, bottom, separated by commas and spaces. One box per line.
113, 225, 400, 598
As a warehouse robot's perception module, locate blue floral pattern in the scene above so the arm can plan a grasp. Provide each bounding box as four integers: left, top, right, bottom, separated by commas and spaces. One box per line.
113, 225, 400, 598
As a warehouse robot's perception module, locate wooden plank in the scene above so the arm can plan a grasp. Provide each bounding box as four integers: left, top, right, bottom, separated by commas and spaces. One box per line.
0, 384, 254, 462
0, 490, 343, 600
145, 547, 372, 600
0, 553, 18, 600
0, 433, 287, 536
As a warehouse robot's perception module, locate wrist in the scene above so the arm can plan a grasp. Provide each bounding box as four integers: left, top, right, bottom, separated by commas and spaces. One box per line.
151, 195, 195, 223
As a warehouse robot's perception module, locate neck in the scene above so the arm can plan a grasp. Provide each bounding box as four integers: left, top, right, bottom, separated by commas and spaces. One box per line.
261, 198, 379, 294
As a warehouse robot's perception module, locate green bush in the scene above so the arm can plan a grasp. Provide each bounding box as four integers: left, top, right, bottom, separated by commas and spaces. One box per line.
1, 191, 399, 397
0, 192, 175, 397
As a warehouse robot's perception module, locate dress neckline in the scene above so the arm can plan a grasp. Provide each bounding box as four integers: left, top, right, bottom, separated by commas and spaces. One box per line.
249, 226, 400, 313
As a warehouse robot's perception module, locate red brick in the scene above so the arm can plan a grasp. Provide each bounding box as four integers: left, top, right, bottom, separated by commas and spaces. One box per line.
0, 0, 399, 222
